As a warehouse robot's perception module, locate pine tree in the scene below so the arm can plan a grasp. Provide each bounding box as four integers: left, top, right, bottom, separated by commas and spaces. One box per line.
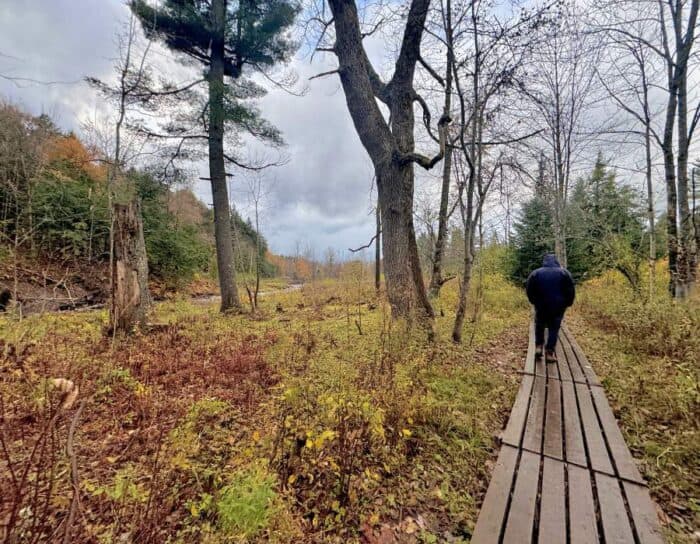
130, 0, 299, 312
511, 196, 554, 284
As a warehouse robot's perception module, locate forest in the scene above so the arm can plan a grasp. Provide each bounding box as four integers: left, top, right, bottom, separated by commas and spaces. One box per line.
0, 0, 698, 543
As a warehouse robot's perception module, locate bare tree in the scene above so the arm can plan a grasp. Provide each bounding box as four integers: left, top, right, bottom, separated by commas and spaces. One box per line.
87, 14, 152, 334
440, 0, 542, 342
591, 0, 700, 297
313, 0, 449, 328
519, 8, 601, 268
242, 170, 272, 312
593, 12, 664, 297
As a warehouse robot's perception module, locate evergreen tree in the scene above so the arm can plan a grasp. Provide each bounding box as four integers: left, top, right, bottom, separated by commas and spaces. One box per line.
130, 0, 299, 312
511, 195, 554, 284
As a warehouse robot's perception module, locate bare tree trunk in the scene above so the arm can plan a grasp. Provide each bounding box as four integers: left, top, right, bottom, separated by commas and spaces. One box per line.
375, 204, 381, 292
677, 63, 696, 293
377, 160, 434, 320
209, 0, 241, 313
110, 200, 149, 333
429, 145, 453, 298
452, 166, 475, 343
643, 121, 656, 297
429, 1, 454, 299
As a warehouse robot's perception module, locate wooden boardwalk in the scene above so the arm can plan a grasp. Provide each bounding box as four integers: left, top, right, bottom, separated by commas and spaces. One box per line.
472, 323, 664, 544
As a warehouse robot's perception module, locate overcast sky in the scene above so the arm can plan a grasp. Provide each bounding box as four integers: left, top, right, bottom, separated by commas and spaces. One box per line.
0, 0, 383, 257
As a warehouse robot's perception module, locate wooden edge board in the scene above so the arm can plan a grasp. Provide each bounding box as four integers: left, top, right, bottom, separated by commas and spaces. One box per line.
501, 375, 535, 447
471, 445, 520, 544
575, 383, 615, 476
590, 386, 645, 485
623, 481, 665, 544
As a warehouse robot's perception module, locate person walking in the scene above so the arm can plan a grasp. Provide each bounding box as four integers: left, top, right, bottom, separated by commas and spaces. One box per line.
525, 254, 576, 362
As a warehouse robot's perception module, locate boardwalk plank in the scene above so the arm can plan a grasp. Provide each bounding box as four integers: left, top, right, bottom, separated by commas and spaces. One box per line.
576, 383, 615, 475
538, 457, 566, 544
561, 333, 586, 383
522, 376, 546, 453
555, 341, 572, 381
543, 378, 563, 460
547, 353, 560, 380
568, 465, 599, 544
524, 320, 535, 374
471, 445, 519, 544
503, 451, 540, 544
502, 375, 534, 448
562, 382, 587, 467
590, 386, 645, 484
535, 352, 546, 377
623, 481, 665, 544
563, 326, 601, 386
596, 472, 636, 543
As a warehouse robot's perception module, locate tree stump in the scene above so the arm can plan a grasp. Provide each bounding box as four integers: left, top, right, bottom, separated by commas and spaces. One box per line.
109, 200, 149, 334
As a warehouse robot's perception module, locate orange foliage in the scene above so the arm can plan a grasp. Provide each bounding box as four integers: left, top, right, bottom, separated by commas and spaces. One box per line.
46, 134, 106, 181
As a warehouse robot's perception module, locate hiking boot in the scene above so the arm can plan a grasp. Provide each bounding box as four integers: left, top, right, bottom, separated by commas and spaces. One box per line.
535, 344, 544, 358
545, 349, 557, 363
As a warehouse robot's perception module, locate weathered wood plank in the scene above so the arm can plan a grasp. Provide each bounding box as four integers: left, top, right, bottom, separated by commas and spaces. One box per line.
471, 445, 519, 544
555, 341, 572, 381
547, 351, 560, 380
568, 465, 599, 544
623, 481, 665, 544
576, 383, 614, 475
503, 450, 540, 544
502, 375, 534, 448
596, 472, 635, 543
535, 352, 546, 377
563, 325, 600, 386
562, 381, 587, 467
538, 457, 566, 544
522, 376, 546, 453
524, 320, 535, 374
561, 333, 586, 384
590, 386, 645, 484
543, 378, 563, 460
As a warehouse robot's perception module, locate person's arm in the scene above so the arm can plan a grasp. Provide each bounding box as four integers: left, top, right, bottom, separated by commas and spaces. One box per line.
563, 270, 575, 307
526, 272, 537, 305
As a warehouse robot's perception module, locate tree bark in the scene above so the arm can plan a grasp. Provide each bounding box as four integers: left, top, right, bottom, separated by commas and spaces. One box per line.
109, 200, 149, 334
375, 204, 381, 292
209, 0, 241, 312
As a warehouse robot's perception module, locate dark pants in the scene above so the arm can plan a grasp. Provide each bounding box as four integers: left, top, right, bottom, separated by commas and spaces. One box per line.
535, 309, 564, 351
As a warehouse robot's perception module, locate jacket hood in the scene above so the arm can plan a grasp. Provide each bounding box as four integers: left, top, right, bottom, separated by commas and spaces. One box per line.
543, 253, 560, 267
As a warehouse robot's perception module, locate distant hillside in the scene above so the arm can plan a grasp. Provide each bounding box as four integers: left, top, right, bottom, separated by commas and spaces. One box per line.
0, 101, 276, 311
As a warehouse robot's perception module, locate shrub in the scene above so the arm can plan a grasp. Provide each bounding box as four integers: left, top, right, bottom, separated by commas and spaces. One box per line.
216, 465, 278, 537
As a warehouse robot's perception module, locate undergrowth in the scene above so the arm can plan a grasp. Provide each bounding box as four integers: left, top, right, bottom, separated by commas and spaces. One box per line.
0, 265, 529, 543
569, 262, 699, 544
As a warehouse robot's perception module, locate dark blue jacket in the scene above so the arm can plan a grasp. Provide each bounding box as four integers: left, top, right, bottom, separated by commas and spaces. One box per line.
526, 254, 575, 314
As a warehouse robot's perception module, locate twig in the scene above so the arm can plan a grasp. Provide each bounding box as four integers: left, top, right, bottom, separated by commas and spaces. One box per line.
63, 401, 85, 544
349, 232, 381, 253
